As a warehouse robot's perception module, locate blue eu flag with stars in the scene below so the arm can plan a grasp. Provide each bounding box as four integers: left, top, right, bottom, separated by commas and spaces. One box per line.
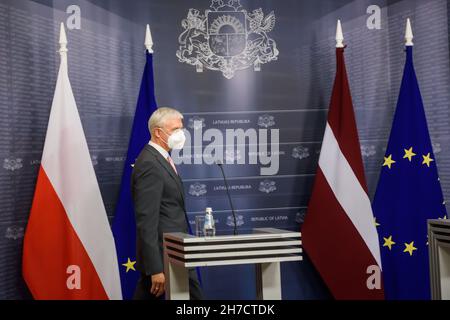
372, 46, 447, 300
111, 51, 158, 299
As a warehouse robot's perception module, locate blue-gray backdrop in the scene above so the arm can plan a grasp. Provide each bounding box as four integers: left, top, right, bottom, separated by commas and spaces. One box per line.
0, 0, 449, 299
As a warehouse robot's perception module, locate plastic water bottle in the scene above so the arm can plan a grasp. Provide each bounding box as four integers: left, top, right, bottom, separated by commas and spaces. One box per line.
203, 207, 216, 237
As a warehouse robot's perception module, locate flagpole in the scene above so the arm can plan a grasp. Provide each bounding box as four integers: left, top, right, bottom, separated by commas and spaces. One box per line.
336, 19, 344, 48
145, 24, 153, 53
59, 23, 68, 63
405, 18, 413, 46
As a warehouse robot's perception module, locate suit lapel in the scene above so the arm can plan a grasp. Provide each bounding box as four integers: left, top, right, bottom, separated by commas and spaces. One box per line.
146, 145, 185, 206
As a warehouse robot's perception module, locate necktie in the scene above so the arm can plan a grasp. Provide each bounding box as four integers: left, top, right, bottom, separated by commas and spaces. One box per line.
167, 156, 178, 174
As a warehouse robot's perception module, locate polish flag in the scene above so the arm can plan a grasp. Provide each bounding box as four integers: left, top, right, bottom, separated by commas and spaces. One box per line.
22, 24, 122, 300
301, 21, 384, 299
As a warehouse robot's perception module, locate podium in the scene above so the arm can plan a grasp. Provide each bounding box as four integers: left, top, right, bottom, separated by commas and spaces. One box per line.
163, 228, 302, 300
428, 219, 450, 299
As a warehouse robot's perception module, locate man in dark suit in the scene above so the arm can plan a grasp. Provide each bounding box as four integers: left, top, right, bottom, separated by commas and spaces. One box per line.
131, 107, 202, 300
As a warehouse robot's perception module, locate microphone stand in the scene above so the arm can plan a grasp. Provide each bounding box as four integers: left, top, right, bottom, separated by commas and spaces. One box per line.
216, 161, 238, 235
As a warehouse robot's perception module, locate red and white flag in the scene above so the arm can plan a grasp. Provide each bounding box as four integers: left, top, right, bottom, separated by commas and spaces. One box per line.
22, 24, 122, 300
301, 23, 384, 300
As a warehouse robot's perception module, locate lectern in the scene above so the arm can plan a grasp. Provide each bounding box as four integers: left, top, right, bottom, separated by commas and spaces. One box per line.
163, 228, 302, 300
428, 219, 450, 299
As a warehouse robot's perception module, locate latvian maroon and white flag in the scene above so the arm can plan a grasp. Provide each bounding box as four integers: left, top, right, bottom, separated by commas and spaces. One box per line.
301, 47, 384, 299
22, 24, 122, 300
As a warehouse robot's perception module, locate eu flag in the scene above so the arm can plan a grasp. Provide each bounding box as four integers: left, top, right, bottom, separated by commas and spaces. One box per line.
372, 46, 447, 300
111, 51, 157, 299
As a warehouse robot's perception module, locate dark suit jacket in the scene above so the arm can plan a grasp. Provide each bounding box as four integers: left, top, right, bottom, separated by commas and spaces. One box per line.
131, 144, 188, 276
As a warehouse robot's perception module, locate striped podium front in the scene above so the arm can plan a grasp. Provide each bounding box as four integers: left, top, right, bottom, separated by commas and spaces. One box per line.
428, 219, 450, 300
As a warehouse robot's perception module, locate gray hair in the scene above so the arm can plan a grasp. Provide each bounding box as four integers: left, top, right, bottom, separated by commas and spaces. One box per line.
148, 107, 184, 133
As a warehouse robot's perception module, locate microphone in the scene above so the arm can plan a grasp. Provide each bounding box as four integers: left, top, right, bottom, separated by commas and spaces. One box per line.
215, 160, 238, 235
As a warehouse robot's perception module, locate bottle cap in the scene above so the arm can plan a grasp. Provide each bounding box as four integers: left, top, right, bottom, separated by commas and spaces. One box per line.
206, 207, 212, 213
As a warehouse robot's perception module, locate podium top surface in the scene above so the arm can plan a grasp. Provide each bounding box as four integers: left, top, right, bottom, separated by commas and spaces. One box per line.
163, 228, 301, 243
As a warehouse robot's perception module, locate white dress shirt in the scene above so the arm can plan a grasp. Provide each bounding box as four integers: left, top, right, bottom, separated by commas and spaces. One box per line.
148, 141, 169, 159
148, 141, 178, 174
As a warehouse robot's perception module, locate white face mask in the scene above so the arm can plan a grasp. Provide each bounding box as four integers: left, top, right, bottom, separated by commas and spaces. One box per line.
160, 128, 186, 150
